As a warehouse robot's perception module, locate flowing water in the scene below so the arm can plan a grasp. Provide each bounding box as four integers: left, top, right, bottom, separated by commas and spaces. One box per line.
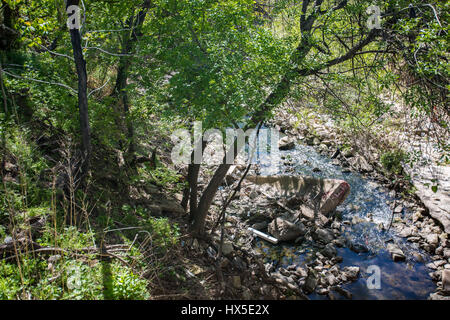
253, 141, 436, 300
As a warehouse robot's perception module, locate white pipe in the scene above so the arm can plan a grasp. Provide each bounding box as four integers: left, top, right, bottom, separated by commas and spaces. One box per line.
247, 227, 279, 244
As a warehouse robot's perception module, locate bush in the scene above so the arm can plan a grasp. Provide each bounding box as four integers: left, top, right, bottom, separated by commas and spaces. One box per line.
380, 150, 406, 175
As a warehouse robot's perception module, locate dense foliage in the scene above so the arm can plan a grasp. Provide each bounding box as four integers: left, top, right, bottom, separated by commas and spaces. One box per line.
0, 0, 447, 299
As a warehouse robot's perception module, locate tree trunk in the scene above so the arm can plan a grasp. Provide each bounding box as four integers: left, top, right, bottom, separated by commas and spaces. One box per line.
191, 37, 314, 234
67, 0, 91, 182
112, 1, 151, 164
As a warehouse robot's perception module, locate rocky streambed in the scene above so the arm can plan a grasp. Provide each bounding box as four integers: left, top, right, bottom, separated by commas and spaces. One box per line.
215, 129, 449, 300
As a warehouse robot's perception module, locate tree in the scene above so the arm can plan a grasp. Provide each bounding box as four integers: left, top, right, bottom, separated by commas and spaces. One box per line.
110, 0, 152, 164
188, 0, 447, 234
66, 0, 91, 184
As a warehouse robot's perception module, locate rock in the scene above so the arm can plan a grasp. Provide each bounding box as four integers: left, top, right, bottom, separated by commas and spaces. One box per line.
242, 288, 252, 300
349, 156, 373, 173
251, 221, 268, 230
314, 228, 334, 244
429, 293, 450, 300
303, 269, 318, 293
306, 137, 315, 146
426, 234, 439, 248
426, 262, 438, 270
221, 241, 234, 255
407, 236, 421, 243
413, 211, 423, 223
287, 264, 297, 271
317, 287, 329, 295
386, 243, 406, 262
232, 256, 247, 270
331, 221, 341, 230
4, 236, 13, 244
342, 148, 354, 157
399, 227, 413, 238
322, 243, 337, 259
333, 237, 345, 248
331, 256, 343, 264
249, 190, 259, 199
351, 216, 365, 225
348, 241, 369, 254
159, 199, 185, 215
331, 286, 352, 300
325, 273, 338, 286
442, 270, 450, 293
294, 236, 305, 244
295, 267, 308, 278
319, 144, 328, 152
232, 275, 241, 289
279, 136, 296, 151
412, 252, 425, 263
343, 266, 360, 281
148, 205, 162, 216
435, 260, 447, 268
429, 271, 441, 281
394, 205, 404, 214
444, 248, 450, 259
331, 149, 340, 159
268, 218, 306, 242
48, 255, 61, 263
279, 268, 290, 277
207, 246, 217, 259
265, 263, 275, 274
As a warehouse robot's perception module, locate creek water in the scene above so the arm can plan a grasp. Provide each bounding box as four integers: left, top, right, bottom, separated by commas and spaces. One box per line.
253, 142, 436, 300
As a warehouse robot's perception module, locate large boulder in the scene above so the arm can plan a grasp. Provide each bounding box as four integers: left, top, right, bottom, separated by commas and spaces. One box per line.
403, 164, 450, 234
268, 218, 306, 242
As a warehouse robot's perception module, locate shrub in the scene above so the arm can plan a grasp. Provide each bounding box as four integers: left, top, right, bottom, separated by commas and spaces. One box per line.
380, 150, 406, 175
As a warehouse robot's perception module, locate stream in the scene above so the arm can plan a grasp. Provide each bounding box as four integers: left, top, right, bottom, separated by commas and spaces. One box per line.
253, 141, 436, 300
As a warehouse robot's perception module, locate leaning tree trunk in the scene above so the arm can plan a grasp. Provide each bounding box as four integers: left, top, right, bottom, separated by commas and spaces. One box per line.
191, 29, 317, 234
190, 71, 296, 234
67, 0, 91, 184
112, 0, 151, 164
